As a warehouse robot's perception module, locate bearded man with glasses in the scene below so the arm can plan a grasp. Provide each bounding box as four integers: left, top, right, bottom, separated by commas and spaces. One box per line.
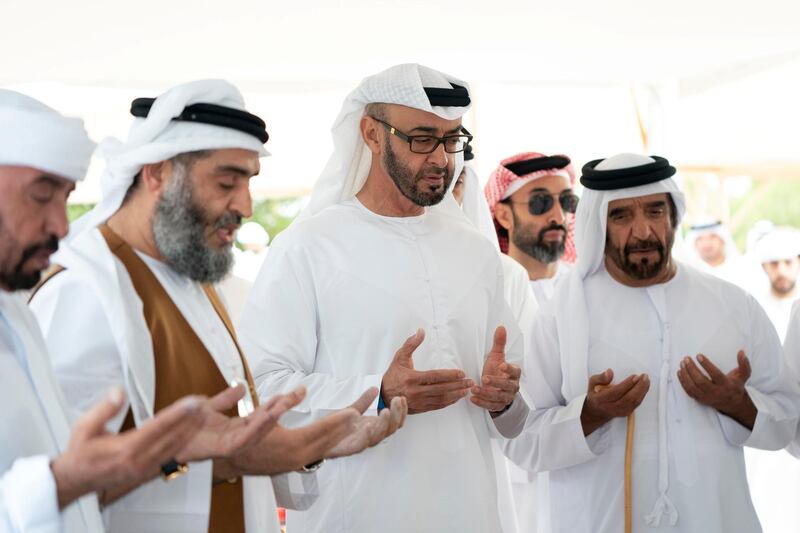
239, 64, 529, 533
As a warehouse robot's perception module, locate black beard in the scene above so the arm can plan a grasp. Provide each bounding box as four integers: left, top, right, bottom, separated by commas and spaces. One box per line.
605, 233, 673, 280
510, 211, 566, 265
772, 278, 796, 295
0, 235, 58, 290
152, 171, 238, 283
382, 137, 451, 207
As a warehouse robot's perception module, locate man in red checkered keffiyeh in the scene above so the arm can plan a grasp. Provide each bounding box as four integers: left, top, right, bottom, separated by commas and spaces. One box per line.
484, 152, 578, 304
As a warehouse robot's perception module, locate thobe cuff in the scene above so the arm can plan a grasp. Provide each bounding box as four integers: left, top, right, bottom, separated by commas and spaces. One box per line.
1, 454, 61, 533
489, 393, 529, 438
729, 385, 797, 450
560, 393, 611, 461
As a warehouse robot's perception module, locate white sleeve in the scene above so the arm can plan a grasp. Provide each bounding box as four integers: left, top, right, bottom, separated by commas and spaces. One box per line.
238, 238, 383, 426
487, 256, 531, 439
0, 455, 61, 533
502, 309, 608, 473
30, 271, 128, 432
783, 301, 800, 457
718, 295, 800, 450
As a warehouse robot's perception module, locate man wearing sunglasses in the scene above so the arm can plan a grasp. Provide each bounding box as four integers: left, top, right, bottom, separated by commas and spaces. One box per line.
485, 152, 578, 305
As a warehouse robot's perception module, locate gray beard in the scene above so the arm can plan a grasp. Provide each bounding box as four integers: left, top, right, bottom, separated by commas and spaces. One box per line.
152, 169, 235, 283
510, 211, 565, 265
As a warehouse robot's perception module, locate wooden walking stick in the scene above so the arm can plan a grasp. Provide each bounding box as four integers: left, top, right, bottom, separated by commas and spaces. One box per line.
595, 384, 635, 533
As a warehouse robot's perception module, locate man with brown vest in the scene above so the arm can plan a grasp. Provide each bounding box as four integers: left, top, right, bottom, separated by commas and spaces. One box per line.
0, 88, 311, 533
29, 80, 406, 533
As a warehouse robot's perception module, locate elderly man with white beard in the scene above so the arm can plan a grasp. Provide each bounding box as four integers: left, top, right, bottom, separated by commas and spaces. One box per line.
29, 80, 406, 533
504, 153, 800, 533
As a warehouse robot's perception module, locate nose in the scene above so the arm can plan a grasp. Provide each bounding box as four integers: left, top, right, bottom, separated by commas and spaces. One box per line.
547, 198, 566, 225
631, 213, 652, 241
426, 141, 448, 169
230, 184, 253, 219
48, 204, 70, 240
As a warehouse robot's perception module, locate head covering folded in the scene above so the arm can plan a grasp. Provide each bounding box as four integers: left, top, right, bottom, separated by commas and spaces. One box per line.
756, 227, 800, 263
484, 152, 577, 262
0, 89, 95, 182
457, 146, 499, 251
556, 153, 686, 528
69, 79, 269, 239
298, 63, 471, 221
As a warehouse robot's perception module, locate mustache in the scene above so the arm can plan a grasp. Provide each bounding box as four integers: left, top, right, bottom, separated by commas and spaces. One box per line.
212, 211, 242, 231
538, 223, 567, 238
625, 238, 663, 254
20, 235, 59, 262
415, 166, 447, 180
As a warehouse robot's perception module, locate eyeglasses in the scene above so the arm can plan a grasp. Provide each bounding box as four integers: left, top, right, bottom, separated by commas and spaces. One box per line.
507, 191, 579, 216
370, 117, 473, 154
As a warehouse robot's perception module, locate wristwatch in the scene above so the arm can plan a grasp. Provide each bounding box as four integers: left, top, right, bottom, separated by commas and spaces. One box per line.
161, 459, 189, 481
302, 458, 325, 473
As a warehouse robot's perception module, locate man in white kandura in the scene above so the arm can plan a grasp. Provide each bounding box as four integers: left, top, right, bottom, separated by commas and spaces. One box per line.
0, 89, 308, 533
685, 218, 746, 286
482, 151, 581, 533
239, 64, 528, 533
743, 227, 800, 533
484, 151, 578, 304
504, 153, 800, 532
752, 228, 800, 342
29, 80, 406, 533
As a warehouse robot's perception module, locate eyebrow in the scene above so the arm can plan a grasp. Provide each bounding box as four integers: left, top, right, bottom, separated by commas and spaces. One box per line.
33, 174, 75, 192
215, 165, 258, 177
608, 206, 632, 217
407, 125, 464, 135
645, 200, 667, 208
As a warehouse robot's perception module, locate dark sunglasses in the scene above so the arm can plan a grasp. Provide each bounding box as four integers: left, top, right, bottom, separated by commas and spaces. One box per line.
508, 191, 579, 216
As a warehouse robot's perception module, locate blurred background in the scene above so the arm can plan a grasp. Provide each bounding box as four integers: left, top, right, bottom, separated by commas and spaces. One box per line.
3, 0, 800, 246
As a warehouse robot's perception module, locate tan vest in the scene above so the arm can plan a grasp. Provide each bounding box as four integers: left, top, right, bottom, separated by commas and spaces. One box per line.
42, 225, 260, 533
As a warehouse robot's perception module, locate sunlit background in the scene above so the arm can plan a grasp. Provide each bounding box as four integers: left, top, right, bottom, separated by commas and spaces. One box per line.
4, 0, 800, 248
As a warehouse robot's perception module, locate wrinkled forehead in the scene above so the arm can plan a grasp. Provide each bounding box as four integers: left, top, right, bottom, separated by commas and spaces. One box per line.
607, 192, 671, 212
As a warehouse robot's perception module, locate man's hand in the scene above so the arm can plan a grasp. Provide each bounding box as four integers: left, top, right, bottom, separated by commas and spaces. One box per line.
470, 326, 521, 416
677, 350, 757, 430
326, 387, 408, 458
222, 387, 408, 477
381, 329, 473, 414
178, 384, 306, 463
50, 388, 204, 509
580, 369, 650, 436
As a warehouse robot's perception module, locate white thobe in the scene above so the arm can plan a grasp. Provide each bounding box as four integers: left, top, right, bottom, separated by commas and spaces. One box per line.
501, 257, 570, 533
239, 198, 529, 533
744, 300, 800, 533
0, 291, 104, 533
755, 289, 797, 343
505, 263, 799, 533
528, 262, 571, 305
30, 227, 315, 533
